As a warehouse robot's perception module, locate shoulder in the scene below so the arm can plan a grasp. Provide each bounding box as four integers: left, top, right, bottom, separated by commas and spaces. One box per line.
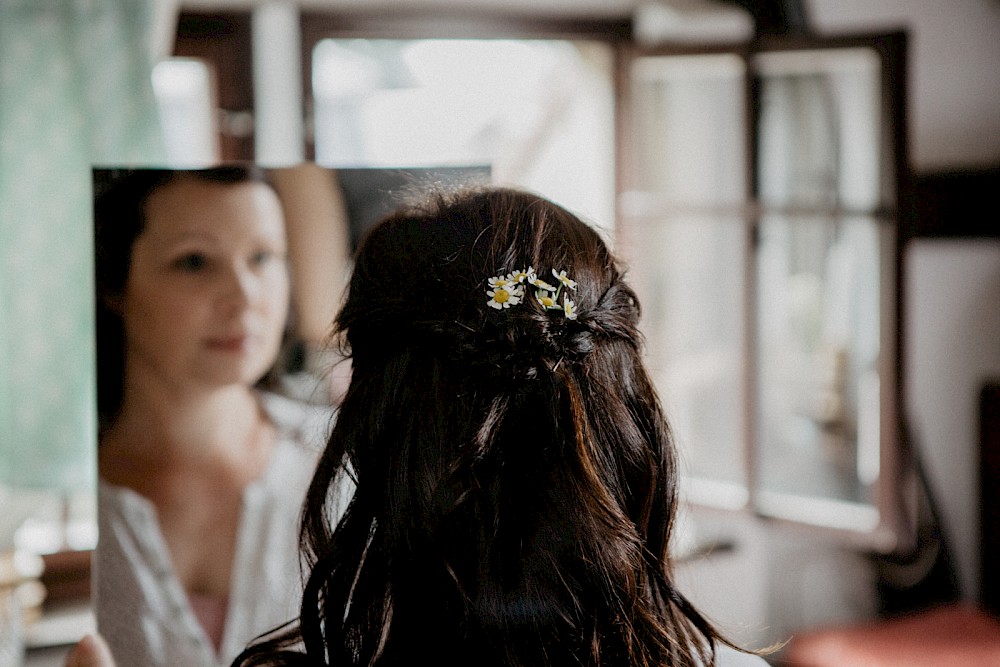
253, 391, 336, 499
97, 479, 156, 537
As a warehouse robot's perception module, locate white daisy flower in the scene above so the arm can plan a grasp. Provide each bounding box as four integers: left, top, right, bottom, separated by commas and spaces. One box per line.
509, 266, 532, 284
552, 269, 577, 290
535, 288, 557, 309
487, 274, 513, 289
531, 277, 558, 292
563, 297, 578, 320
487, 284, 522, 309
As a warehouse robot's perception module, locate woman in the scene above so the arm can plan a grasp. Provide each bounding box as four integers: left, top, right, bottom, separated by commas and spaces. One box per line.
233, 187, 767, 666
92, 168, 341, 666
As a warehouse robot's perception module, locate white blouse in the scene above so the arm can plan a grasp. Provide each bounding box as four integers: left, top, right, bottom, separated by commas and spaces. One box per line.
95, 392, 339, 667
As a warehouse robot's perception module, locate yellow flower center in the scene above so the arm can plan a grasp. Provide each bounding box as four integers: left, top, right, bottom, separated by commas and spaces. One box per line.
494, 288, 510, 304
539, 295, 554, 307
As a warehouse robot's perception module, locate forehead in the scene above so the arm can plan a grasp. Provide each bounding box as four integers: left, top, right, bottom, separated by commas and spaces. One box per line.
141, 177, 285, 244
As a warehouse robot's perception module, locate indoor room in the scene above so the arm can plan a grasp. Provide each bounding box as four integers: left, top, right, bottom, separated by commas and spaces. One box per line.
0, 0, 998, 665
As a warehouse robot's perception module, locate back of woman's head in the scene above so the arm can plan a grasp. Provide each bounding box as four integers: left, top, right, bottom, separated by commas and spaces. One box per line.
238, 187, 720, 666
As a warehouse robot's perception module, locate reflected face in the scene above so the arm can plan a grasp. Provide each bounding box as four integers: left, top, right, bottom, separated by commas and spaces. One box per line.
122, 177, 290, 390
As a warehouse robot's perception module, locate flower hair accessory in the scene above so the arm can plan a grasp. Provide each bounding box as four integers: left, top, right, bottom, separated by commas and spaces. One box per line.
486, 267, 578, 320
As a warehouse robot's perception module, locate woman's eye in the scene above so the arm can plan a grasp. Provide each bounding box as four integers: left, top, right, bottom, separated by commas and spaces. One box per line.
251, 250, 275, 267
173, 253, 207, 271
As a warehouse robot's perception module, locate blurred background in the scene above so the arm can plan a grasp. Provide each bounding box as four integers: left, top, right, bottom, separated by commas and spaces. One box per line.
0, 0, 997, 664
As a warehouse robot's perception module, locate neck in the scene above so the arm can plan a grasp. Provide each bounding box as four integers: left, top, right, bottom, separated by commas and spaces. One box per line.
102, 373, 266, 470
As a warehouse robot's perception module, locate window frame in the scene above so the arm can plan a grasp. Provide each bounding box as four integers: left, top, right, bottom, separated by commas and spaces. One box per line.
299, 9, 632, 163
619, 31, 913, 551
170, 11, 915, 551
173, 12, 255, 161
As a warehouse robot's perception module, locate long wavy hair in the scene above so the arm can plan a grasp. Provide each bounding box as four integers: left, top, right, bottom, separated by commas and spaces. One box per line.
235, 187, 729, 666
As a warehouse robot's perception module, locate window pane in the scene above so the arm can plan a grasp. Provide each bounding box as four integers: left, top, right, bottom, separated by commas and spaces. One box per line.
152, 58, 219, 166
755, 48, 883, 213
630, 54, 746, 207
622, 214, 748, 495
754, 213, 888, 513
625, 53, 748, 503
312, 38, 615, 232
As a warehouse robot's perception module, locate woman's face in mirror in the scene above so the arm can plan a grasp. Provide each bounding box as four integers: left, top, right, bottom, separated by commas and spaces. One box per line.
121, 177, 290, 390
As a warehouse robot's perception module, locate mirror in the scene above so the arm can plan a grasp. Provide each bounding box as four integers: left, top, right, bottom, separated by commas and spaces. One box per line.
90, 164, 487, 664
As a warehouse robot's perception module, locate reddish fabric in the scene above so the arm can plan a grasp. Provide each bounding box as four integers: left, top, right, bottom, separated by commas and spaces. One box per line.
784, 605, 1000, 666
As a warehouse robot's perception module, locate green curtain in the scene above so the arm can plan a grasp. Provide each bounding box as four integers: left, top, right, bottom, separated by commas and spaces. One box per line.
0, 0, 164, 492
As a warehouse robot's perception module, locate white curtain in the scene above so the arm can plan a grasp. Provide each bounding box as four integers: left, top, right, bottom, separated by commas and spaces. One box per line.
0, 0, 164, 494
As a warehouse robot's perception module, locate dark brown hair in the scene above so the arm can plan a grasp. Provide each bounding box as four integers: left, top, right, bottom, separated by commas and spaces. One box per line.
237, 187, 731, 666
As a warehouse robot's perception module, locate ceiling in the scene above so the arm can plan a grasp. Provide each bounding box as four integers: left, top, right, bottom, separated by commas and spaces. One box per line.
180, 0, 637, 16
179, 0, 750, 21
176, 0, 756, 43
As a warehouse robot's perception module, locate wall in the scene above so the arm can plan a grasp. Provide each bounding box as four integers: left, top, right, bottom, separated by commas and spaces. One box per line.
808, 0, 1000, 604
905, 241, 1000, 600
807, 0, 1000, 172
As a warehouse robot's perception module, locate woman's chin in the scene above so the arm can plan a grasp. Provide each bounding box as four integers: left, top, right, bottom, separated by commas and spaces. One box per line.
191, 357, 273, 389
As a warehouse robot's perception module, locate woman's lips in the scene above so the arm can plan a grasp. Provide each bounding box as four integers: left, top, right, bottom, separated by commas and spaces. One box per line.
205, 335, 250, 352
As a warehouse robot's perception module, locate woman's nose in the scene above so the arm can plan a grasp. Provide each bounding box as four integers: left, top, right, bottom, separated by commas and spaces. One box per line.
219, 264, 255, 311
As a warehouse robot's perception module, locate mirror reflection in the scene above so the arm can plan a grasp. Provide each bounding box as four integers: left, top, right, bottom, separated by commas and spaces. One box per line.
91, 165, 485, 665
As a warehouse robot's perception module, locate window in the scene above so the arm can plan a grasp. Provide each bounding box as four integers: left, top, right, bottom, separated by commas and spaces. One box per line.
163, 13, 913, 549
621, 34, 911, 549
152, 58, 219, 166
308, 35, 616, 233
